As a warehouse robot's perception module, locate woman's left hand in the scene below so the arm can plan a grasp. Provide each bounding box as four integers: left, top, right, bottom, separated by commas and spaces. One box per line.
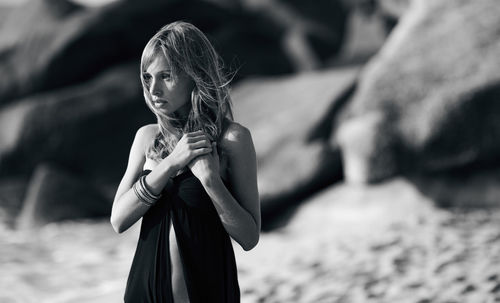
188, 142, 220, 184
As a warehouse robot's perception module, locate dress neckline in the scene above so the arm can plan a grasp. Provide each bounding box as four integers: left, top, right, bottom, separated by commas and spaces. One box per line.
142, 168, 191, 179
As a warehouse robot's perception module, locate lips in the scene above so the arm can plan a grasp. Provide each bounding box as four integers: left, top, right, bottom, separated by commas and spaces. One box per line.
153, 99, 168, 107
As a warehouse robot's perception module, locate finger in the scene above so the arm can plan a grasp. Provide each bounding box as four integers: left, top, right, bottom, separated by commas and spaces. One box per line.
193, 147, 212, 156
190, 139, 211, 149
186, 135, 210, 143
186, 130, 205, 137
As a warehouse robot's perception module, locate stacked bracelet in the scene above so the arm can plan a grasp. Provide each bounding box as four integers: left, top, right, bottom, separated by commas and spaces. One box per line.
133, 175, 161, 206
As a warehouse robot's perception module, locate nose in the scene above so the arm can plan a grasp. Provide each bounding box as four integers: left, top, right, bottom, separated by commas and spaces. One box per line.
149, 78, 163, 98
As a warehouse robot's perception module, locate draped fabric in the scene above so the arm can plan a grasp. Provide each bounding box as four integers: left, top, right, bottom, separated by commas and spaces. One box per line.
124, 169, 240, 302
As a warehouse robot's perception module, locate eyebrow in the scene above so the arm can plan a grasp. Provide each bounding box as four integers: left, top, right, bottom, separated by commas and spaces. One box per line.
144, 69, 172, 73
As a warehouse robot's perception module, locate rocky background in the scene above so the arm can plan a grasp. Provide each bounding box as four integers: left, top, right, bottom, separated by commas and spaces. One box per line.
1, 0, 500, 302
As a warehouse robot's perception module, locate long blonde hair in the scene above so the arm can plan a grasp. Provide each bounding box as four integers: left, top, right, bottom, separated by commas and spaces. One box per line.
141, 21, 233, 160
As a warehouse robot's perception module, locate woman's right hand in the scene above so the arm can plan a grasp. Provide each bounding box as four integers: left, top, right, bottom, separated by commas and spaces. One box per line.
165, 130, 212, 171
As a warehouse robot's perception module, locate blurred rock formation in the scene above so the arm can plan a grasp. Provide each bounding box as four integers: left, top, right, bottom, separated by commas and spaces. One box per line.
336, 0, 500, 183
1, 0, 497, 231
0, 0, 350, 226
17, 163, 110, 229
0, 63, 148, 182
0, 0, 348, 105
239, 0, 348, 70
231, 67, 358, 227
377, 0, 411, 32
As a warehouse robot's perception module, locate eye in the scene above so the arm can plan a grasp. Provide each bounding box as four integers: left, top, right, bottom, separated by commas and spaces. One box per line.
161, 72, 172, 81
142, 73, 152, 84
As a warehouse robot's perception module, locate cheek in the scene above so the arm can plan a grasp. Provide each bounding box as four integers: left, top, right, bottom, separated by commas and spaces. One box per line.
177, 83, 193, 100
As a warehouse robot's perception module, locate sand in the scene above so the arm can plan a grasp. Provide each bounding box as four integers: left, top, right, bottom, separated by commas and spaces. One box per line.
1, 177, 499, 303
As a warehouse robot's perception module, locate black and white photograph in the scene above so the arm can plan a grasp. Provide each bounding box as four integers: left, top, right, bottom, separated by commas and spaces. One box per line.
1, 0, 500, 302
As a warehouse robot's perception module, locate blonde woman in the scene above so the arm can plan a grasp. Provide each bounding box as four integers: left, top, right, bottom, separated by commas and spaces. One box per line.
110, 21, 260, 302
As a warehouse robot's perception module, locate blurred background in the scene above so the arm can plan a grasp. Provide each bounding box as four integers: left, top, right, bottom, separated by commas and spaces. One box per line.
1, 0, 500, 302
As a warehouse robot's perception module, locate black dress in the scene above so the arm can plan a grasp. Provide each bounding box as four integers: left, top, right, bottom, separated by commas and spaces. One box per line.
124, 169, 240, 302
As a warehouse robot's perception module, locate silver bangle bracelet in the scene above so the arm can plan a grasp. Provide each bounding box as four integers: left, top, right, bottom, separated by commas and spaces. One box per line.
133, 175, 160, 206
139, 175, 161, 200
133, 181, 154, 206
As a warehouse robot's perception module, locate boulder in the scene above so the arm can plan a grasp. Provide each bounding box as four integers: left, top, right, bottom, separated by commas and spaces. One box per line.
240, 0, 348, 70
0, 63, 151, 182
338, 0, 411, 34
334, 7, 387, 66
377, 0, 411, 32
377, 0, 410, 18
0, 0, 254, 103
231, 66, 359, 224
0, 5, 14, 26
276, 0, 348, 62
335, 0, 500, 183
0, 0, 86, 103
0, 178, 28, 228
0, 0, 347, 104
16, 163, 110, 229
210, 12, 294, 78
410, 169, 500, 208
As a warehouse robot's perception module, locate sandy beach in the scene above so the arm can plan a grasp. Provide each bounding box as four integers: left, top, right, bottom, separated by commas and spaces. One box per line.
1, 177, 499, 303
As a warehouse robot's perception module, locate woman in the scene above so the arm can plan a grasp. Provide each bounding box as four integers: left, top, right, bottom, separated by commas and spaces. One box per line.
110, 21, 260, 303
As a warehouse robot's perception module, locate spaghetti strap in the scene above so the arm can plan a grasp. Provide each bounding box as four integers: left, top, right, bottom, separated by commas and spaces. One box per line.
124, 169, 240, 302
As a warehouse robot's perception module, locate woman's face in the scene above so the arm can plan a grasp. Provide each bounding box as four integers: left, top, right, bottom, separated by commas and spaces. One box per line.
144, 54, 194, 117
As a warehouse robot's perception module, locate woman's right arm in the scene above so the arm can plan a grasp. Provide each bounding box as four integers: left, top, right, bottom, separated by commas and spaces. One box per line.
110, 125, 175, 233
110, 126, 212, 233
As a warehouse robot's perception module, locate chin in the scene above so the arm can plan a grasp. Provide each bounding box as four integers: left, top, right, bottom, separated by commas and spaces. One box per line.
154, 105, 171, 113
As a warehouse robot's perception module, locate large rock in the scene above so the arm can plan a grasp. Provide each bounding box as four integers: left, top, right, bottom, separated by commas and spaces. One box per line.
335, 0, 500, 183
231, 67, 358, 224
16, 163, 110, 229
410, 168, 500, 208
0, 0, 348, 104
0, 0, 86, 103
334, 7, 387, 66
240, 0, 348, 70
339, 0, 411, 34
0, 178, 28, 228
0, 63, 151, 182
209, 12, 293, 78
277, 0, 348, 63
0, 0, 264, 103
377, 0, 411, 32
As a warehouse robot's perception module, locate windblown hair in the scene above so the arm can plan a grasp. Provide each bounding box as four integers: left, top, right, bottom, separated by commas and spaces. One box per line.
141, 21, 234, 161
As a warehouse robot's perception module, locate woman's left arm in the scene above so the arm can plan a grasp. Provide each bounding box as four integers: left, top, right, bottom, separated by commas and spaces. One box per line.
189, 123, 260, 251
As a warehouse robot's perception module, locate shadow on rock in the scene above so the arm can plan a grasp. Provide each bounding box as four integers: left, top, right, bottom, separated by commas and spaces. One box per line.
17, 163, 111, 229
409, 167, 500, 209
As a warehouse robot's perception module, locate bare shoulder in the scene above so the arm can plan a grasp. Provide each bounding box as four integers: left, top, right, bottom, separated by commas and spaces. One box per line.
135, 123, 158, 153
116, 123, 158, 190
219, 121, 254, 154
137, 123, 158, 139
